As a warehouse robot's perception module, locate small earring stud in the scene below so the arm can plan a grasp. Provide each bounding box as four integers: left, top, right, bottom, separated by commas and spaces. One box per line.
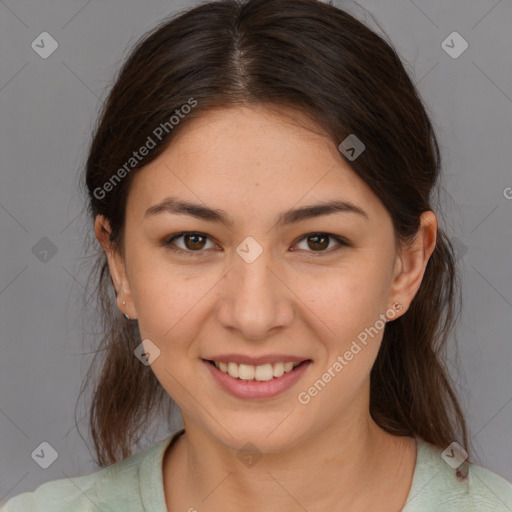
393, 302, 403, 311
121, 300, 130, 319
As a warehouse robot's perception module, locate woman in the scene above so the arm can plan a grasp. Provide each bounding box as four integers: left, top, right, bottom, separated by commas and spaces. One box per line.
2, 0, 511, 510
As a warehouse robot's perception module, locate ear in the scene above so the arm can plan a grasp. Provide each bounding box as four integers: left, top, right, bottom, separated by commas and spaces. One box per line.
94, 215, 136, 319
389, 210, 438, 316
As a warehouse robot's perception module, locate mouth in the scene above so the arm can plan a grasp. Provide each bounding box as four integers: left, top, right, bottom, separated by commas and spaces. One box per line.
204, 359, 309, 381
202, 358, 312, 399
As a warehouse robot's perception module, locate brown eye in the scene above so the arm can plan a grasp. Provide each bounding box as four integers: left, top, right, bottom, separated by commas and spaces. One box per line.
183, 233, 207, 250
164, 232, 217, 255
294, 232, 349, 253
306, 233, 330, 251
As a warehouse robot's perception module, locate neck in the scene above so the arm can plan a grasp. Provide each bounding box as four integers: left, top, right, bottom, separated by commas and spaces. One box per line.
163, 413, 416, 512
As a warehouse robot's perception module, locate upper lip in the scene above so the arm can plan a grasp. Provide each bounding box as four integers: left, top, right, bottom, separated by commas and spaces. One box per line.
203, 354, 310, 365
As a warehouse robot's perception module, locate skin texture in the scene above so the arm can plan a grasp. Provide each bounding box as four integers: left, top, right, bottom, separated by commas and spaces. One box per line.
95, 105, 437, 511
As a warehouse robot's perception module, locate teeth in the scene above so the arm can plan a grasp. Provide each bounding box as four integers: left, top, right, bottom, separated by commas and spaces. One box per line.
254, 364, 273, 381
227, 362, 239, 378
273, 362, 285, 378
238, 364, 255, 380
213, 360, 302, 381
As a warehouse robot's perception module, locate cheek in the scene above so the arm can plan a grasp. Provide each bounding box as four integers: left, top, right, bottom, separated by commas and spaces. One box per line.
293, 257, 390, 338
128, 253, 218, 348
292, 265, 389, 412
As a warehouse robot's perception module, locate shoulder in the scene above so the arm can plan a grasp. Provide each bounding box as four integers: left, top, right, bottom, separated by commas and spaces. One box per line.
403, 437, 512, 512
0, 435, 173, 512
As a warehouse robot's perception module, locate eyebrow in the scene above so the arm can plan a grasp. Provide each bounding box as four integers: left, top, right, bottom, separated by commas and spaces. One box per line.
144, 196, 369, 228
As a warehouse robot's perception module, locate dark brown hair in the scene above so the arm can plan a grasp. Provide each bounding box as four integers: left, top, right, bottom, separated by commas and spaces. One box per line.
78, 0, 469, 467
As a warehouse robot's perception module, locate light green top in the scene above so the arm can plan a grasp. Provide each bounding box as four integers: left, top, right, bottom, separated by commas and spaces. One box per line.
2, 429, 511, 511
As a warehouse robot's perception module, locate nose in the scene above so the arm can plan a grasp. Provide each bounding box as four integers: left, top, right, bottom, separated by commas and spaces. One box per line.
215, 241, 295, 341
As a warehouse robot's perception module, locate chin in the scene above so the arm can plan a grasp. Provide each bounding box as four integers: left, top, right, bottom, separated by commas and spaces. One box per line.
211, 419, 304, 455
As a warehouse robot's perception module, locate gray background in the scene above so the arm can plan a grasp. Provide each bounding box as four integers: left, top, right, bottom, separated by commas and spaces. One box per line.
1, 0, 511, 503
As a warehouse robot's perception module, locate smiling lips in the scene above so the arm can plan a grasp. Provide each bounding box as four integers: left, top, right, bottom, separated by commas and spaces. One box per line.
204, 357, 312, 399
202, 352, 311, 398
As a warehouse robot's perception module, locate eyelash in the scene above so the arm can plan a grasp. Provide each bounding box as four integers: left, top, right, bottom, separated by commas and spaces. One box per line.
162, 231, 351, 257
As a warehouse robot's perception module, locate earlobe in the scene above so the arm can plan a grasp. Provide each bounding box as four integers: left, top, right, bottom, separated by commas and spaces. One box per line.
389, 211, 438, 314
94, 215, 135, 319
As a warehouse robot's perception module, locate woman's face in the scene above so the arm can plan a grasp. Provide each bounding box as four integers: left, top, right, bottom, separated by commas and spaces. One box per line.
100, 105, 425, 453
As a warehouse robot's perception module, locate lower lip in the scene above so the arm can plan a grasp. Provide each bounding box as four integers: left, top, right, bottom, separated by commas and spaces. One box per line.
203, 359, 312, 399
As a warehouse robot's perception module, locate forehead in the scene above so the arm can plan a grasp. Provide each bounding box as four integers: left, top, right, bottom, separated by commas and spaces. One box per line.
126, 105, 385, 223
